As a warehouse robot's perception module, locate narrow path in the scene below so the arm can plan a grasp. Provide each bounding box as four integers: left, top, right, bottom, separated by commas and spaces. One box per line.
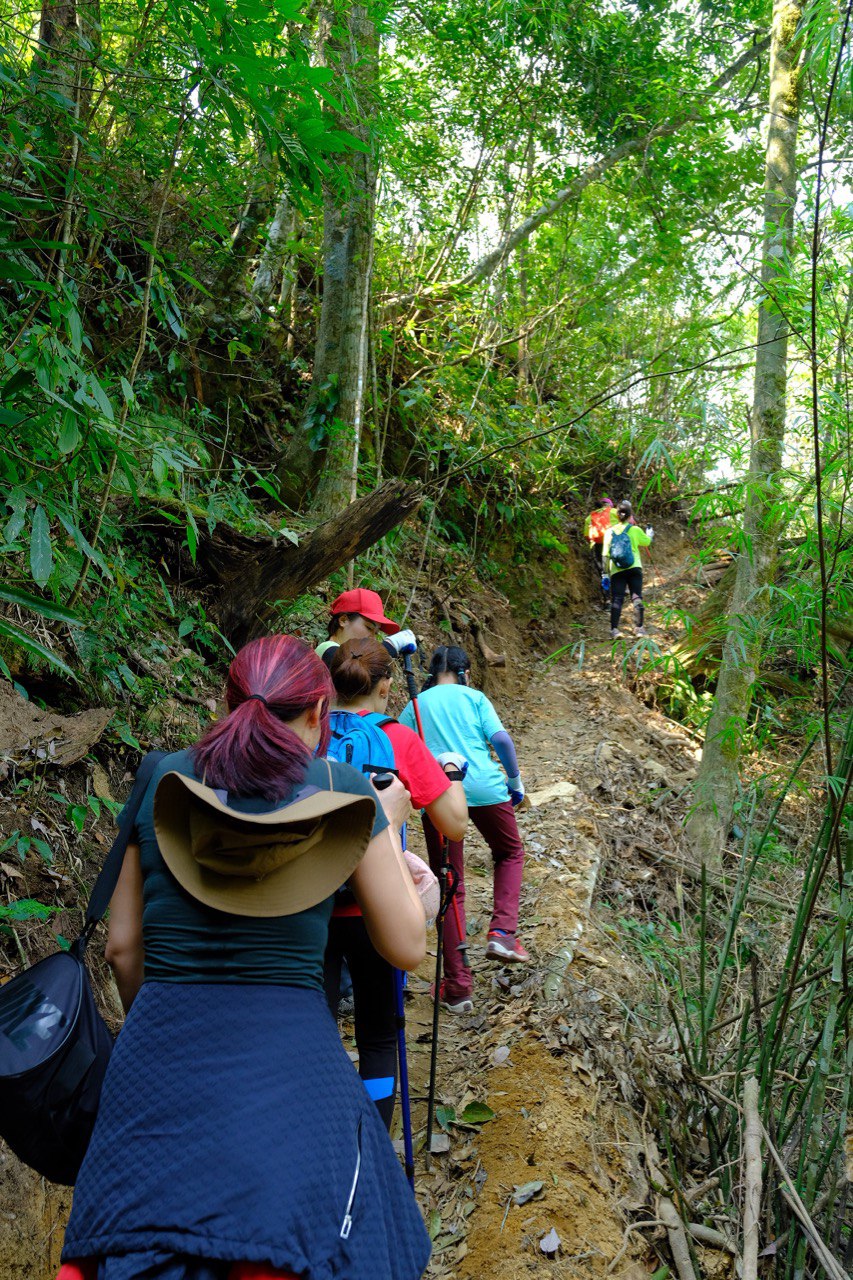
380, 551, 701, 1278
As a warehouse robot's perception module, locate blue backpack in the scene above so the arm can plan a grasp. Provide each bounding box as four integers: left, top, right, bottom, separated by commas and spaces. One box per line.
328, 710, 396, 778
327, 712, 396, 906
609, 526, 635, 569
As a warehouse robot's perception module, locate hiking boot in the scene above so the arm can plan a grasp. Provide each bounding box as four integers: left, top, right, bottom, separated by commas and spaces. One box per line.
441, 992, 474, 1014
635, 626, 647, 637
337, 993, 355, 1018
610, 627, 622, 639
435, 980, 474, 1014
486, 931, 531, 963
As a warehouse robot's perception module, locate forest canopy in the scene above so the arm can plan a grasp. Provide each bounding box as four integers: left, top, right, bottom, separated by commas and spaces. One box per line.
0, 0, 849, 749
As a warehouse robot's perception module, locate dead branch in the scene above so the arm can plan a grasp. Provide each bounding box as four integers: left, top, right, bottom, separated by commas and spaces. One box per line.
135, 481, 422, 646
687, 1222, 736, 1253
762, 1124, 850, 1280
658, 1197, 698, 1280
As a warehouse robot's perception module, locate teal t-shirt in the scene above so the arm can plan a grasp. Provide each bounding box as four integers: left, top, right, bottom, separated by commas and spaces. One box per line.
128, 749, 387, 990
399, 684, 508, 808
604, 521, 651, 574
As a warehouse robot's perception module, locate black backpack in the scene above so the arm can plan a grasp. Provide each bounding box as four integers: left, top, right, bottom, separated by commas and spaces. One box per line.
0, 751, 163, 1184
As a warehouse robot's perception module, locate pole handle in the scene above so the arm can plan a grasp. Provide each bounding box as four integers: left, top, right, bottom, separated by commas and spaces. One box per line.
403, 653, 426, 742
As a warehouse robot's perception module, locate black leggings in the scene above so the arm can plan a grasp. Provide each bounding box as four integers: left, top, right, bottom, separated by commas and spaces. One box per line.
324, 914, 397, 1130
590, 543, 610, 602
610, 567, 644, 630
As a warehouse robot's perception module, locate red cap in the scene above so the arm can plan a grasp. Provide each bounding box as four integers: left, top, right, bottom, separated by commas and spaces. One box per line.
329, 588, 399, 636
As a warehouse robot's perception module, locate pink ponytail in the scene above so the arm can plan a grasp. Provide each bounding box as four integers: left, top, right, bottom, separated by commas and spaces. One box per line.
192, 636, 333, 799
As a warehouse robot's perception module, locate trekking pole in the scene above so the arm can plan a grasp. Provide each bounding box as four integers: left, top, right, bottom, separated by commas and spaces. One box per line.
400, 653, 469, 1163
373, 772, 416, 1191
397, 813, 415, 1191
403, 653, 469, 969
424, 862, 460, 1168
402, 652, 426, 739
393, 969, 415, 1189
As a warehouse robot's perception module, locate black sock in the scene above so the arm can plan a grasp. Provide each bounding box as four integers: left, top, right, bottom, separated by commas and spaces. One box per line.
610, 607, 620, 631
633, 598, 644, 628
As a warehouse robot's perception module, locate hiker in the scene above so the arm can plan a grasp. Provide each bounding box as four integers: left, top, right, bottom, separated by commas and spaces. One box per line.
325, 637, 468, 1128
316, 589, 417, 1018
399, 645, 529, 1015
602, 499, 653, 639
584, 497, 618, 608
57, 635, 431, 1280
315, 587, 416, 670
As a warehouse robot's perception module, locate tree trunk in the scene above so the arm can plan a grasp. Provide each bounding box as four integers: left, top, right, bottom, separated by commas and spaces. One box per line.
517, 135, 536, 396
281, 4, 378, 513
36, 0, 78, 86
33, 0, 101, 283
214, 147, 276, 302
251, 191, 292, 310
686, 0, 804, 866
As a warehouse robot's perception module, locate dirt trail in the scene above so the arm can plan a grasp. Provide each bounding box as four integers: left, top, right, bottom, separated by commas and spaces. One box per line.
390, 537, 702, 1279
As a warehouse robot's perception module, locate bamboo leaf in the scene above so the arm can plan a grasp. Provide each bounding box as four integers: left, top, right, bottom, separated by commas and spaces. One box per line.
0, 620, 76, 679
29, 506, 53, 586
57, 412, 81, 454
0, 585, 81, 624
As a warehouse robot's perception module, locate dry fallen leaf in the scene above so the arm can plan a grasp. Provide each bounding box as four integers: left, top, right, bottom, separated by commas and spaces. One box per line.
540, 1227, 561, 1255
91, 764, 114, 801
512, 1179, 544, 1206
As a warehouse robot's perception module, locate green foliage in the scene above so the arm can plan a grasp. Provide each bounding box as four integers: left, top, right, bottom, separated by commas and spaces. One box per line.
0, 0, 361, 692
433, 1101, 495, 1130
0, 830, 54, 864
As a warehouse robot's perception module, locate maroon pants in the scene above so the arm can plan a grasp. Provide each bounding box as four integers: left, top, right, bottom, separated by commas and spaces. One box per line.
422, 801, 525, 999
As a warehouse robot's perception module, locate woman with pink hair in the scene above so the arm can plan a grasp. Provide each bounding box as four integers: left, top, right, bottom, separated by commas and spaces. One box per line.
58, 635, 430, 1280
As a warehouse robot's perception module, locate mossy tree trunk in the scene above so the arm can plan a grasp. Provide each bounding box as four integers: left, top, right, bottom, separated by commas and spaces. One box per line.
281, 4, 378, 513
686, 0, 804, 866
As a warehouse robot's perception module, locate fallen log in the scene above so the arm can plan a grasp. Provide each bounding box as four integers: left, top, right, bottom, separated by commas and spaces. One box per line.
208, 479, 423, 644
125, 480, 422, 646
0, 682, 112, 766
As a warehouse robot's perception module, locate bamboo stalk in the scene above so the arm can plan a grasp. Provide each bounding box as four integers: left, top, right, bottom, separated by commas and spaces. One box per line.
742, 1076, 762, 1280
761, 1123, 851, 1280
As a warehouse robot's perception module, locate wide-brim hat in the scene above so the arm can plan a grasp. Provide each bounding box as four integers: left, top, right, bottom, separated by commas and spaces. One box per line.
329, 588, 399, 636
153, 771, 376, 918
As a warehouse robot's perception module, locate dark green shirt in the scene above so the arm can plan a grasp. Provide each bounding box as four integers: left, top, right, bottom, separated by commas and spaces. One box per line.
129, 750, 387, 990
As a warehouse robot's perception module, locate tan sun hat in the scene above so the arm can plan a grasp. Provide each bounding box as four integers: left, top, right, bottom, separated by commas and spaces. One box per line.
153, 767, 376, 918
